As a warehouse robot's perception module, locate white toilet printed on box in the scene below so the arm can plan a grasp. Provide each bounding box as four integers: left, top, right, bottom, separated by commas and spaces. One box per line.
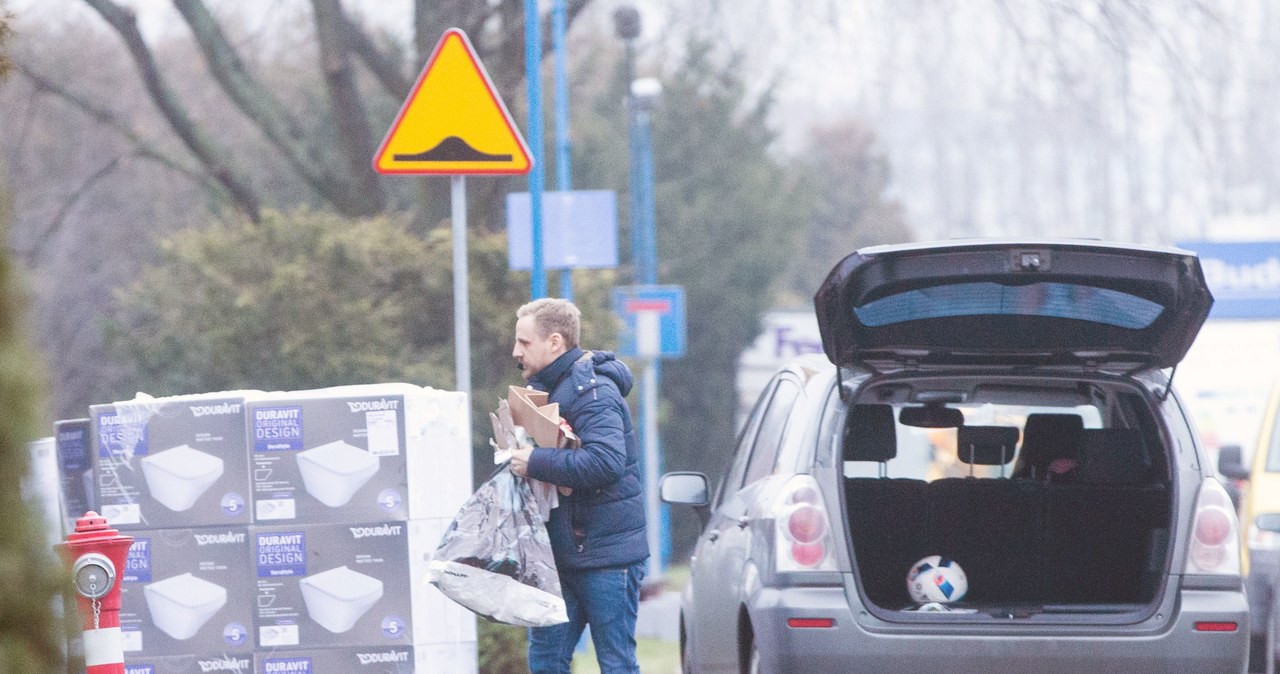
141, 445, 225, 512
299, 565, 384, 633
143, 572, 228, 640
296, 441, 380, 508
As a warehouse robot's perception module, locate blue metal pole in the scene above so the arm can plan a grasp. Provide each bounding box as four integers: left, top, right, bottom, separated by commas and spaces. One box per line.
526, 0, 546, 299
637, 104, 667, 573
628, 106, 644, 285
637, 108, 657, 285
654, 358, 670, 569
552, 0, 573, 301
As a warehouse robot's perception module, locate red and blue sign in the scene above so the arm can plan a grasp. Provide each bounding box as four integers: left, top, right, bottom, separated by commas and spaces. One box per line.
613, 285, 686, 358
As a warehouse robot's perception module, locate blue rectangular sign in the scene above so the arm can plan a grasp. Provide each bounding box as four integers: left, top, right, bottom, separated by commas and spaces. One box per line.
612, 285, 687, 359
507, 190, 618, 269
1177, 240, 1280, 319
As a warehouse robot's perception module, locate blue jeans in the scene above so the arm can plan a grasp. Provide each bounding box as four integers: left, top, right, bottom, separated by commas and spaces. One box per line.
528, 560, 646, 674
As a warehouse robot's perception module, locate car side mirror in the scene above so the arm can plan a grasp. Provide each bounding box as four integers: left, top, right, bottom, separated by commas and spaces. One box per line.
661, 472, 709, 506
1217, 445, 1250, 481
661, 472, 711, 528
1257, 513, 1280, 534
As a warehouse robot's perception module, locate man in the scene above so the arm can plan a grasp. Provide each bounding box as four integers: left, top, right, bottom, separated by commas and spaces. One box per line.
509, 298, 648, 674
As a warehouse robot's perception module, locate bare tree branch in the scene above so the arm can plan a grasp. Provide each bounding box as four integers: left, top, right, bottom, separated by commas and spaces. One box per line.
312, 0, 384, 215
13, 154, 123, 263
15, 62, 225, 193
339, 13, 410, 100
493, 0, 591, 96
169, 0, 376, 215
80, 0, 261, 221
413, 0, 501, 66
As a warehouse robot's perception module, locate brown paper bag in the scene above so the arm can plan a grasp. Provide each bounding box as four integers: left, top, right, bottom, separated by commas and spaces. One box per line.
508, 386, 565, 448
505, 386, 581, 495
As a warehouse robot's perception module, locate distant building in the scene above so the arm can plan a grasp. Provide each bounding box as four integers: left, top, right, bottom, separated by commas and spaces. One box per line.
736, 309, 823, 427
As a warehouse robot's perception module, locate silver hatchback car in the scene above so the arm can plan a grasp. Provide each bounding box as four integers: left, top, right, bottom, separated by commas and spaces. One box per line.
662, 240, 1249, 673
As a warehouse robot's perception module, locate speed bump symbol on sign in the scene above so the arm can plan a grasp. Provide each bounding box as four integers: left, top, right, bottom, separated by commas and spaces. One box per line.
373, 28, 532, 175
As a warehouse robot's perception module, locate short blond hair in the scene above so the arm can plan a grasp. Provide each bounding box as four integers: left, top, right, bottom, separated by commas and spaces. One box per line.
517, 298, 581, 350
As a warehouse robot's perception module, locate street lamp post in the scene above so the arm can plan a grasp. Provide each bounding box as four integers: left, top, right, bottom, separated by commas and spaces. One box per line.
632, 77, 661, 286
613, 7, 642, 284
614, 5, 668, 581
631, 76, 666, 580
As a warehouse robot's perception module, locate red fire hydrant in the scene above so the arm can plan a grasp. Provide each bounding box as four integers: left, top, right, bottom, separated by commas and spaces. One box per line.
56, 511, 134, 674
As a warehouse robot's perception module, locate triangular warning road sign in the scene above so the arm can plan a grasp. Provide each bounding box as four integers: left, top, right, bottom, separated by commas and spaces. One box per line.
374, 29, 532, 175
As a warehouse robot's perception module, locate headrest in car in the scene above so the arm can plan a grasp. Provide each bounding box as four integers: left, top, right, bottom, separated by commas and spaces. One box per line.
1075, 428, 1150, 484
956, 425, 1019, 465
844, 404, 896, 463
1017, 413, 1085, 469
1022, 414, 1084, 451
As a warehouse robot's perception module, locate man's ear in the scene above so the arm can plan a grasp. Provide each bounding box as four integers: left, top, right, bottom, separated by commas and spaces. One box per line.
549, 332, 565, 351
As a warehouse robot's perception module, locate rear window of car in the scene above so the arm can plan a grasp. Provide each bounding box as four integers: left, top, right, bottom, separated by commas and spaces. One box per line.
843, 403, 1103, 481
853, 281, 1164, 329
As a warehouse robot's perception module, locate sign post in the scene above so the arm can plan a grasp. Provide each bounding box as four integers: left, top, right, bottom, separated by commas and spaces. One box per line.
374, 28, 533, 396
613, 285, 686, 577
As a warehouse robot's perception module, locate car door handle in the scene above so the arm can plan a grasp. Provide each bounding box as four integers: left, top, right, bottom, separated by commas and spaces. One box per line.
736, 516, 750, 529
707, 530, 720, 542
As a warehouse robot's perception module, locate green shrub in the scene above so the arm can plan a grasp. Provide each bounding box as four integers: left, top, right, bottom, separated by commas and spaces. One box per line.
0, 128, 66, 673
478, 620, 529, 674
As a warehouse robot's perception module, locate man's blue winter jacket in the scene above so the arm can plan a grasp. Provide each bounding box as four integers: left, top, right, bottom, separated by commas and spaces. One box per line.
524, 347, 649, 571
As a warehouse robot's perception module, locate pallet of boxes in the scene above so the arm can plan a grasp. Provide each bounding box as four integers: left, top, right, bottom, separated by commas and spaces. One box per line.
55, 383, 477, 673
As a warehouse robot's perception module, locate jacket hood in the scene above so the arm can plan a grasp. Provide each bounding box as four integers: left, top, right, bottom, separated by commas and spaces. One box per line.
573, 350, 633, 398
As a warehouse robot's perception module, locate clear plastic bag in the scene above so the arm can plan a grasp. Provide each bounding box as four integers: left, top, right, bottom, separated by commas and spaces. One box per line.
426, 464, 568, 627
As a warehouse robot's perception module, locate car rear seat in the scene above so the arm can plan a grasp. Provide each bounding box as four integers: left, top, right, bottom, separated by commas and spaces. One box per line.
847, 408, 1171, 608
927, 425, 1044, 603
842, 404, 929, 607
1043, 428, 1169, 603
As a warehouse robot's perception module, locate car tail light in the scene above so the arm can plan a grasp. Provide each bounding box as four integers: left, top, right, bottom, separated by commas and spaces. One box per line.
1184, 478, 1241, 575
1193, 621, 1239, 632
774, 475, 836, 572
787, 617, 836, 628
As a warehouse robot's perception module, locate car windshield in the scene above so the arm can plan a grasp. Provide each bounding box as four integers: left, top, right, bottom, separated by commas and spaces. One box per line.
853, 281, 1165, 330
843, 402, 1104, 481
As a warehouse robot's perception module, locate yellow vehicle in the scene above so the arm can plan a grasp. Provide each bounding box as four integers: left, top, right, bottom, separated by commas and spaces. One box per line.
1220, 381, 1280, 671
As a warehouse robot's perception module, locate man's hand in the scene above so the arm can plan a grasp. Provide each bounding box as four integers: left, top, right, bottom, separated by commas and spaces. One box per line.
510, 445, 534, 477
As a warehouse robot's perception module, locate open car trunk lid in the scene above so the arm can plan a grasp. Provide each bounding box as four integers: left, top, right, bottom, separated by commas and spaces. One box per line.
814, 239, 1213, 371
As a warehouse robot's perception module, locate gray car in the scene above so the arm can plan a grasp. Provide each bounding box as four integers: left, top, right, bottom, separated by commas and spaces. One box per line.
662, 239, 1249, 673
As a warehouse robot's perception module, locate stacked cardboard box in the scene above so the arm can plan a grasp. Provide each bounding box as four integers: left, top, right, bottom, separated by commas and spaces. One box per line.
53, 419, 96, 535
246, 383, 475, 669
58, 383, 476, 673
